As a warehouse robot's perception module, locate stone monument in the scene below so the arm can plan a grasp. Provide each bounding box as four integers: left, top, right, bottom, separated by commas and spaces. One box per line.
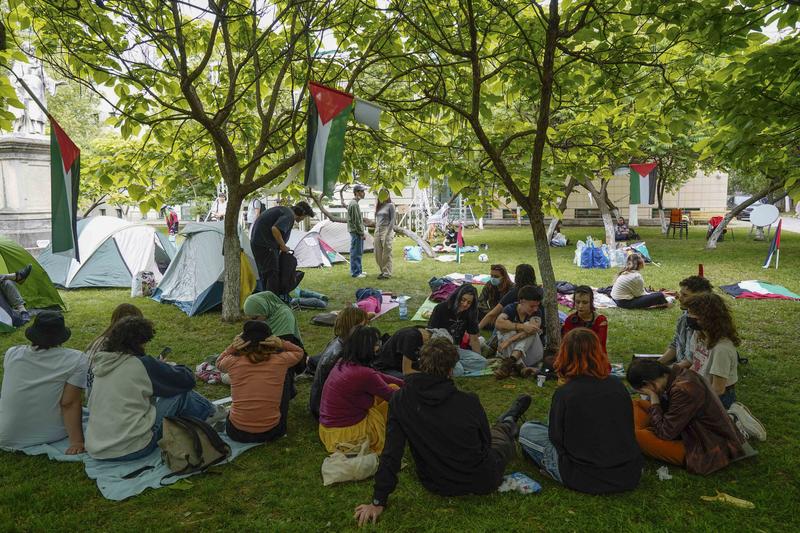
0, 58, 55, 249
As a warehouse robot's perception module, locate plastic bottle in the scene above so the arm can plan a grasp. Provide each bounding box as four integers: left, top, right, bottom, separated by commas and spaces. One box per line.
398, 296, 409, 319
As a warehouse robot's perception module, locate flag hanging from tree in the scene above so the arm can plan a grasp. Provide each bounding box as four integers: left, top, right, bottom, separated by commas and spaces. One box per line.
353, 98, 382, 130
49, 117, 80, 261
629, 162, 658, 205
763, 219, 782, 269
305, 82, 354, 197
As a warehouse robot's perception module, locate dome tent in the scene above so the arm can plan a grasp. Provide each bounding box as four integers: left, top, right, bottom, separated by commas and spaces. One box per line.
37, 216, 175, 289
311, 220, 374, 254
0, 237, 64, 333
286, 230, 346, 268
152, 222, 258, 316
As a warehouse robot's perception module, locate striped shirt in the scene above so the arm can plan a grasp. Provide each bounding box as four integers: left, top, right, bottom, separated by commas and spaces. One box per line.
611, 271, 645, 301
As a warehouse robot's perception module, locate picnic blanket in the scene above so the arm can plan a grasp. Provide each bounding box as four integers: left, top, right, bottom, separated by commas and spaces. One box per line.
720, 280, 800, 301
2, 401, 260, 501
444, 272, 516, 285
411, 298, 438, 321
371, 295, 400, 320
557, 290, 617, 309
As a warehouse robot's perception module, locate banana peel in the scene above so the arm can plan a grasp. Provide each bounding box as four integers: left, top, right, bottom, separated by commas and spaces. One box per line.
700, 491, 755, 509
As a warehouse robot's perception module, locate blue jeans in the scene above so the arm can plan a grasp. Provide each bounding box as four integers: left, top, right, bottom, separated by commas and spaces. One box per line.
518, 422, 562, 483
457, 348, 487, 374
105, 390, 215, 462
719, 386, 736, 409
350, 233, 364, 276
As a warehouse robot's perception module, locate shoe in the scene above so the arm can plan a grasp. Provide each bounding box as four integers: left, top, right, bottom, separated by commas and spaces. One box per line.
356, 273, 367, 278
15, 264, 32, 284
205, 405, 228, 433
728, 402, 766, 442
377, 274, 386, 279
497, 394, 532, 425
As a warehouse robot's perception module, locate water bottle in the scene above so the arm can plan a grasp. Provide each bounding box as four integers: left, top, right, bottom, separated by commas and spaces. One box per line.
398, 295, 409, 319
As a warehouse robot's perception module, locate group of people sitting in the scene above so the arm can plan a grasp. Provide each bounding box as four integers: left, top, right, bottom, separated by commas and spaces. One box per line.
0, 260, 764, 526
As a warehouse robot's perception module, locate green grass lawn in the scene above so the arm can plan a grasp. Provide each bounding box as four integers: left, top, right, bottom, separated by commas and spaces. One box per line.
2, 225, 799, 532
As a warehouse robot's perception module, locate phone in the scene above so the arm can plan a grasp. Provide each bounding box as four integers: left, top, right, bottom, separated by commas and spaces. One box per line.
159, 347, 173, 360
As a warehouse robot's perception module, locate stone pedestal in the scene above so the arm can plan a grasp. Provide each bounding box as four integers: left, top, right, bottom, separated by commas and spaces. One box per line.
0, 135, 51, 249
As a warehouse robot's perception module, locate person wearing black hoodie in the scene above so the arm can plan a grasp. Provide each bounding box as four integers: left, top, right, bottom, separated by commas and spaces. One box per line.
354, 338, 531, 526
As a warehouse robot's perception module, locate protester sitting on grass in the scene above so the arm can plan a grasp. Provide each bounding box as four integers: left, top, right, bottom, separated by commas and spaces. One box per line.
373, 326, 453, 378
353, 338, 532, 526
0, 263, 32, 325
309, 307, 369, 420
614, 217, 639, 241
682, 293, 741, 409
659, 276, 713, 366
243, 290, 304, 348
216, 321, 304, 443
318, 326, 404, 454
626, 359, 756, 473
427, 284, 487, 375
0, 311, 87, 454
85, 316, 224, 461
478, 264, 513, 322
478, 263, 537, 330
85, 303, 144, 396
611, 253, 672, 309
518, 328, 643, 494
493, 285, 545, 380
562, 285, 608, 355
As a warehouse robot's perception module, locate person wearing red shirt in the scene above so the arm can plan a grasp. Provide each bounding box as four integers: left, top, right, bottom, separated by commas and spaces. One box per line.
562, 285, 608, 355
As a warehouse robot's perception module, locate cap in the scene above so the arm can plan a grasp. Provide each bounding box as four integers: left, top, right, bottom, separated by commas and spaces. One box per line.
353, 184, 367, 192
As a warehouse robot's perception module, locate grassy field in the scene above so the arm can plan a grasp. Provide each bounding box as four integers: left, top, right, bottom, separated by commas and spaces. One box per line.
1, 225, 799, 532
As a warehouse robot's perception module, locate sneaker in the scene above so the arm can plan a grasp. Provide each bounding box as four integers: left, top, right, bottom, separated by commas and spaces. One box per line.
15, 264, 32, 284
356, 273, 367, 278
205, 405, 228, 433
497, 394, 532, 425
377, 274, 386, 279
728, 402, 766, 442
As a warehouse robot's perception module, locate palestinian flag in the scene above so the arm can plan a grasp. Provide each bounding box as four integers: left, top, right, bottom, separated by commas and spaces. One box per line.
629, 162, 657, 205
49, 117, 80, 261
305, 82, 354, 197
763, 219, 782, 269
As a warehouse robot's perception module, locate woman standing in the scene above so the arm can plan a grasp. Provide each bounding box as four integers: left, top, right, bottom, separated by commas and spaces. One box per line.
518, 328, 642, 494
611, 253, 671, 309
374, 189, 396, 279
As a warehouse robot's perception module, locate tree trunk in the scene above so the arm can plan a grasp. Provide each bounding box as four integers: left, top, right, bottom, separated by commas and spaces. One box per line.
657, 178, 668, 234
706, 181, 783, 249
603, 189, 620, 220
82, 194, 109, 217
221, 187, 244, 322
546, 177, 576, 242
581, 179, 616, 247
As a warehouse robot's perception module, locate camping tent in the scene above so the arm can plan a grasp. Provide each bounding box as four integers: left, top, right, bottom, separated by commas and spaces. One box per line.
37, 216, 175, 289
286, 230, 346, 268
152, 222, 257, 316
311, 220, 374, 254
0, 237, 65, 333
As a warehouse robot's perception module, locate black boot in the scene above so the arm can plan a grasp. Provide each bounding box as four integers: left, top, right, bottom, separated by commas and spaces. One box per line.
497, 394, 532, 425
15, 264, 32, 284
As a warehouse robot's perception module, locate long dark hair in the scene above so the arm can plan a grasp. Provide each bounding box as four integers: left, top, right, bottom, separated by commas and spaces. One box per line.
338, 325, 381, 368
446, 284, 478, 321
684, 293, 740, 348
514, 263, 536, 288
105, 316, 155, 356
490, 264, 513, 294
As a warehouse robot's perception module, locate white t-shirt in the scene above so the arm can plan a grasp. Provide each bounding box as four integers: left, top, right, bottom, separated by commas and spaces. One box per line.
0, 345, 88, 449
247, 198, 264, 224
611, 271, 645, 300
689, 333, 738, 388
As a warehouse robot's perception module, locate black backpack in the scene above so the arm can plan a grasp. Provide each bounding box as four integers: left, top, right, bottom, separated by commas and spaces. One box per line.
277, 251, 304, 295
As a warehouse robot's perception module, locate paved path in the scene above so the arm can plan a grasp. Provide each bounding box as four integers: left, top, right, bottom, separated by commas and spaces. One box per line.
779, 216, 800, 234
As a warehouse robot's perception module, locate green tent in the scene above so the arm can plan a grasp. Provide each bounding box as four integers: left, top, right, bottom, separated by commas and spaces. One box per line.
0, 237, 65, 333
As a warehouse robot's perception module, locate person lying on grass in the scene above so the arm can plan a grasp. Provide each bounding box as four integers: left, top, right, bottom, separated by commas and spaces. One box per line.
354, 338, 532, 527
518, 328, 643, 494
0, 311, 87, 454
610, 253, 672, 310
478, 263, 537, 330
318, 326, 403, 455
626, 359, 756, 474
659, 276, 713, 366
216, 321, 304, 443
85, 316, 225, 461
682, 293, 742, 409
493, 285, 545, 380
562, 285, 608, 356
309, 307, 369, 420
427, 284, 487, 375
373, 326, 453, 379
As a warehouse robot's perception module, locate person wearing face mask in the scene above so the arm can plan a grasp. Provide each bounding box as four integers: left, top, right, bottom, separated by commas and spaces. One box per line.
493, 286, 546, 379
659, 276, 713, 366
679, 293, 740, 408
478, 264, 513, 322
427, 284, 487, 375
626, 359, 751, 474
478, 263, 537, 330
318, 326, 403, 454
562, 285, 608, 356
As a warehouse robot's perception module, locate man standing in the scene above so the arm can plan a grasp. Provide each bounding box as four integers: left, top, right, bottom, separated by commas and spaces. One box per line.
348, 185, 367, 278
353, 338, 531, 526
659, 276, 713, 366
210, 193, 227, 221
250, 201, 315, 295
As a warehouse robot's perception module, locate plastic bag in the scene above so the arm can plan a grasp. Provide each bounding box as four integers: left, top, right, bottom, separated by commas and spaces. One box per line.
498, 472, 542, 494
593, 245, 610, 269
321, 440, 379, 486
610, 249, 626, 267
404, 246, 423, 262
580, 245, 594, 269
131, 271, 156, 298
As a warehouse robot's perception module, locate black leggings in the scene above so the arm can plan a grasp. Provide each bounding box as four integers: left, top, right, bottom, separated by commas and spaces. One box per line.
615, 292, 668, 309
225, 368, 293, 443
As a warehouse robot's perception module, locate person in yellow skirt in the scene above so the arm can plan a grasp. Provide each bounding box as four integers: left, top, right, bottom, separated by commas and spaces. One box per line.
318, 326, 403, 454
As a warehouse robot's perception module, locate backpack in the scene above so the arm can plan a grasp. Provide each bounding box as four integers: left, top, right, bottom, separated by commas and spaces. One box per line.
158, 416, 231, 476
277, 251, 304, 295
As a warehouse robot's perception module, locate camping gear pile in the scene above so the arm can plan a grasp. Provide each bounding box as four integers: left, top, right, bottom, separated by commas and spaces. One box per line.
575, 237, 610, 269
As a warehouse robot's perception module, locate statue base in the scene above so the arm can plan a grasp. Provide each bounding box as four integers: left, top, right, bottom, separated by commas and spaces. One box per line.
0, 135, 52, 250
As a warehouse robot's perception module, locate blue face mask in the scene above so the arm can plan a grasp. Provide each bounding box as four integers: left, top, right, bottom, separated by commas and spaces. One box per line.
490, 277, 501, 286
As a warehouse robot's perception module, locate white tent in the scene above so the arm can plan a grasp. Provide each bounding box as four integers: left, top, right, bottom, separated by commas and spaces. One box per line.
286, 230, 346, 268
311, 220, 374, 254
152, 222, 258, 316
38, 216, 175, 289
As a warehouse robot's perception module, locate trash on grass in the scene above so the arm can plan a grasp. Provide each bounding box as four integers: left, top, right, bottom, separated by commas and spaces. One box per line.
700, 491, 755, 509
